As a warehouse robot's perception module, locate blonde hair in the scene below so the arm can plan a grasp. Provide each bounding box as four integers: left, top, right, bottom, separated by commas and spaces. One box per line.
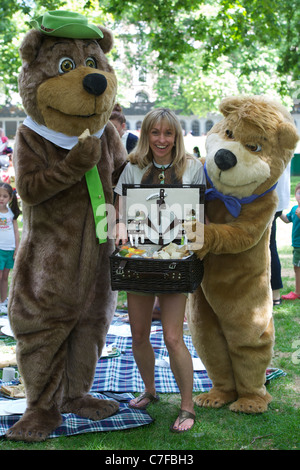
129, 108, 193, 179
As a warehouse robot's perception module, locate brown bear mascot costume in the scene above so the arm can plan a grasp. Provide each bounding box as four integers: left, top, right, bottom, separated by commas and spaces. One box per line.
185, 95, 299, 414
6, 11, 127, 442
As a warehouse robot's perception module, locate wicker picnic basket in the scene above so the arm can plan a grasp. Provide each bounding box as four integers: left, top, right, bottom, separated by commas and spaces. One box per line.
110, 184, 205, 294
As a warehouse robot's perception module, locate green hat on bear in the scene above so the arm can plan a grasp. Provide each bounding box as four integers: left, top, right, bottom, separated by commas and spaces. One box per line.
30, 10, 103, 39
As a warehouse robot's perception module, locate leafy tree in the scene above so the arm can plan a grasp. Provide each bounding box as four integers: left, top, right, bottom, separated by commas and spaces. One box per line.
0, 0, 298, 111
100, 0, 299, 111
0, 0, 66, 103
101, 0, 299, 80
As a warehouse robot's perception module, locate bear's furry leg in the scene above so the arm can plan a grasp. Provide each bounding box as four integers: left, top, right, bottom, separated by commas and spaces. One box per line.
6, 406, 62, 442
189, 286, 274, 414
5, 322, 70, 441
60, 317, 120, 419
60, 271, 119, 419
188, 287, 238, 408
7, 297, 85, 441
224, 314, 274, 413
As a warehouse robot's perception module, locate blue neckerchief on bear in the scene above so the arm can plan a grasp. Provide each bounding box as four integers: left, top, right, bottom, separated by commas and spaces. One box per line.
204, 162, 277, 218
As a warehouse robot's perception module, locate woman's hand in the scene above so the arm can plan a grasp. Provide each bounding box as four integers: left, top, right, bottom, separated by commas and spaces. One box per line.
115, 221, 128, 246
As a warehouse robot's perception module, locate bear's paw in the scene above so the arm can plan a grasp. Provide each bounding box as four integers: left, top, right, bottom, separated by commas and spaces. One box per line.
229, 393, 272, 414
194, 389, 237, 408
61, 394, 119, 420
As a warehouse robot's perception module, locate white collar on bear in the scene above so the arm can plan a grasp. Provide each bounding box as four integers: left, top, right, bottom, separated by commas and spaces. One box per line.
23, 116, 105, 150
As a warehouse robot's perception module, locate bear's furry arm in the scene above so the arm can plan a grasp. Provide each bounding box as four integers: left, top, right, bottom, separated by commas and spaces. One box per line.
187, 191, 278, 257
14, 126, 101, 205
105, 121, 128, 185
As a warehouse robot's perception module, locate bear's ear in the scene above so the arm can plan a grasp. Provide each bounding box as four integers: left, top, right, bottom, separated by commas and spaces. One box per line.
96, 26, 114, 54
277, 122, 299, 150
19, 29, 44, 64
219, 96, 244, 117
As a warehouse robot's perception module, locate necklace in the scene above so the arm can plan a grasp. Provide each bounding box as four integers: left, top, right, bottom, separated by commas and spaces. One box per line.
153, 160, 173, 184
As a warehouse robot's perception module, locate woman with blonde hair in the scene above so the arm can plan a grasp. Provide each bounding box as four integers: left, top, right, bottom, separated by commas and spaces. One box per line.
128, 108, 187, 178
114, 108, 205, 433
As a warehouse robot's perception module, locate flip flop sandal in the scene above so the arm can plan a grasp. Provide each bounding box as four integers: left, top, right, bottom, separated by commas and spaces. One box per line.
273, 299, 282, 306
170, 409, 195, 433
129, 391, 160, 410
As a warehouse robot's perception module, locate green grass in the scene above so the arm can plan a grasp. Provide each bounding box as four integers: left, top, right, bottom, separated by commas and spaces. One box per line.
0, 180, 299, 451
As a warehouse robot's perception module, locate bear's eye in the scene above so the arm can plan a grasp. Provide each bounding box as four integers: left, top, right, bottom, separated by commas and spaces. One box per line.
85, 57, 97, 68
59, 57, 75, 74
225, 129, 234, 139
245, 144, 262, 152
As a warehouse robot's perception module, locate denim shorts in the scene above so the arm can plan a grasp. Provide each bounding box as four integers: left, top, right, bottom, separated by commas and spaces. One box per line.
0, 249, 15, 270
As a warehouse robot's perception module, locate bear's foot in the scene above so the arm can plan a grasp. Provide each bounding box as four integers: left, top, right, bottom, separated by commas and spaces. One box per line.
194, 389, 237, 408
229, 393, 272, 414
61, 394, 119, 420
6, 406, 62, 442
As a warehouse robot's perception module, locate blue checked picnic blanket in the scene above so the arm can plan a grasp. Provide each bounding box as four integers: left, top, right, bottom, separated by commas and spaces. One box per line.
0, 391, 153, 438
92, 320, 212, 393
0, 313, 285, 438
0, 314, 156, 438
91, 317, 284, 393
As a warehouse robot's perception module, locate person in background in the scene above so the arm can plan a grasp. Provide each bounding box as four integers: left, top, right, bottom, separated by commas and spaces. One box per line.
280, 182, 300, 301
0, 182, 20, 314
0, 128, 8, 152
110, 103, 138, 154
114, 108, 206, 433
270, 163, 291, 306
193, 146, 200, 158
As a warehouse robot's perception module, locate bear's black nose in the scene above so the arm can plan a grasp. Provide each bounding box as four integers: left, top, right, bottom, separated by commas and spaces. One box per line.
83, 73, 107, 96
214, 149, 237, 171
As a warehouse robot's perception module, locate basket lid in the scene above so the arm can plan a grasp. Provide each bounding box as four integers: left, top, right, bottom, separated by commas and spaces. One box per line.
121, 184, 205, 246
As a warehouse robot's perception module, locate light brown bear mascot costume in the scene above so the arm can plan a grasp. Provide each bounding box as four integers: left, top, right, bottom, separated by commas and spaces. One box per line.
185, 95, 299, 414
6, 11, 127, 442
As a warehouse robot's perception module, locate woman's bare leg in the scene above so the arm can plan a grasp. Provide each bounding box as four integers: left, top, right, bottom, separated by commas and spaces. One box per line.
159, 293, 195, 431
127, 292, 157, 407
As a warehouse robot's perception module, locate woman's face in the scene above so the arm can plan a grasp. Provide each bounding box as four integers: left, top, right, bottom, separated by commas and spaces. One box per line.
148, 120, 175, 163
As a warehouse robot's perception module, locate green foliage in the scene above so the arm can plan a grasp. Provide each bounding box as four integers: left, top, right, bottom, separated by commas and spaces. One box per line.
0, 0, 65, 103
100, 0, 298, 112
100, 0, 299, 79
0, 0, 298, 111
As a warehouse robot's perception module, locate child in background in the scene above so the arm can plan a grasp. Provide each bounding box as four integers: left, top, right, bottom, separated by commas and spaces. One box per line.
0, 182, 20, 313
280, 182, 300, 300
